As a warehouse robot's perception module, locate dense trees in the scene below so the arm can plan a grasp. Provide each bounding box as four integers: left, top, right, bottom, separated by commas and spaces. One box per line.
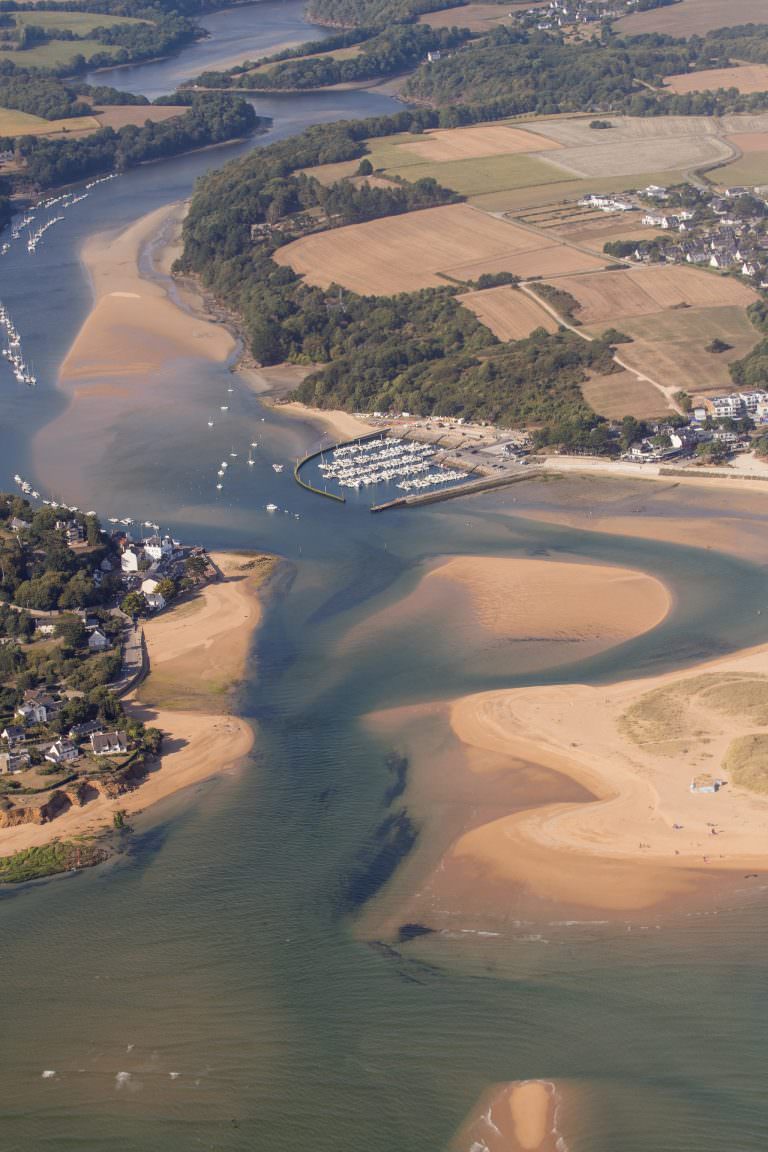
307, 0, 464, 28
19, 94, 259, 188
195, 25, 470, 91
402, 24, 768, 114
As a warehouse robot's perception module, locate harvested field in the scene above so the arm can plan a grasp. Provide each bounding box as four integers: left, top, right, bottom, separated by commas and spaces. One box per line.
530, 114, 723, 147
378, 152, 568, 196
545, 135, 732, 178
418, 2, 537, 31
397, 124, 560, 162
457, 285, 558, 339
448, 244, 607, 280
0, 107, 101, 137
665, 64, 768, 95
727, 132, 768, 153
544, 265, 757, 324
586, 306, 760, 396
297, 158, 360, 184
94, 105, 185, 130
581, 369, 670, 420
720, 113, 768, 133
552, 221, 664, 249
614, 0, 767, 36
272, 203, 578, 294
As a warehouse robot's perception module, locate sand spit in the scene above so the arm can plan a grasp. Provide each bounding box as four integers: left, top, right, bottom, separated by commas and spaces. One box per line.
0, 552, 272, 857
60, 203, 234, 382
452, 1080, 564, 1152
446, 640, 768, 913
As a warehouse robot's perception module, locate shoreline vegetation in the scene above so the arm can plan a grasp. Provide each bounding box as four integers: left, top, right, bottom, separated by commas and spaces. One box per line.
0, 550, 277, 878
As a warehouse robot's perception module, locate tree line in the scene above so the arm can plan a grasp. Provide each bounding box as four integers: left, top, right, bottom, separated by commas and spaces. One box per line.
194, 25, 470, 91
18, 93, 259, 188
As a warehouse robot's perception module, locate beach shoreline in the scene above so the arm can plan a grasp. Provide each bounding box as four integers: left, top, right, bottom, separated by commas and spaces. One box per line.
0, 552, 277, 862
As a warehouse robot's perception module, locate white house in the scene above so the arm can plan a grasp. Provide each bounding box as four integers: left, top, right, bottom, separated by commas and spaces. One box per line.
141, 577, 161, 595
142, 535, 173, 562
87, 628, 111, 652
121, 548, 140, 574
144, 592, 166, 612
16, 701, 47, 725
90, 730, 128, 756
45, 739, 78, 765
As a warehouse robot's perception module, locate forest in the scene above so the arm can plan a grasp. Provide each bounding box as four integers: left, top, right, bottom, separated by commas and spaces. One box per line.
194, 24, 470, 91
19, 93, 259, 188
307, 0, 463, 28
402, 24, 768, 113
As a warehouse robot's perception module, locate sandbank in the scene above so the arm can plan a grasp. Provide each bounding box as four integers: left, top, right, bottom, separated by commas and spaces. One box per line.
446, 639, 768, 912
451, 1080, 563, 1152
0, 552, 273, 857
342, 555, 670, 675
60, 203, 234, 383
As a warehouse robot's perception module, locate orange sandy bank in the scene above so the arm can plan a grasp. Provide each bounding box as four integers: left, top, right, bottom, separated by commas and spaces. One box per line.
343, 555, 670, 675
60, 203, 234, 382
452, 1080, 563, 1152
448, 641, 768, 911
0, 552, 272, 857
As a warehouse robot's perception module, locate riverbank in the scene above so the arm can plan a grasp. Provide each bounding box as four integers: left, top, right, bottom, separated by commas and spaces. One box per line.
0, 551, 276, 866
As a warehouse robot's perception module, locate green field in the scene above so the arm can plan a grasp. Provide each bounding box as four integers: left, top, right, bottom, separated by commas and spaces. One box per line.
13, 10, 143, 32
711, 154, 768, 189
247, 42, 364, 75
468, 169, 692, 211
0, 38, 121, 68
373, 152, 570, 196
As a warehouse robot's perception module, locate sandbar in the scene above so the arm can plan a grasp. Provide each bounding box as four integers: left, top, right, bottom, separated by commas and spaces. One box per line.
451, 1080, 563, 1152
60, 203, 234, 382
343, 555, 670, 676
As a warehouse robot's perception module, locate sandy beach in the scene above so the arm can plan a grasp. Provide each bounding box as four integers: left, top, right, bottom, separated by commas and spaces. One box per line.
266, 397, 375, 442
0, 552, 273, 857
452, 1080, 563, 1152
439, 638, 768, 914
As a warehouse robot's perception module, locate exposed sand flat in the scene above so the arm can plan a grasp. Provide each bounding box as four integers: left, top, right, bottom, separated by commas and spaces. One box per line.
457, 285, 558, 339
343, 556, 670, 677
274, 400, 375, 440
665, 64, 768, 95
0, 553, 269, 858
398, 124, 561, 162
447, 640, 768, 911
452, 1080, 563, 1152
60, 203, 234, 382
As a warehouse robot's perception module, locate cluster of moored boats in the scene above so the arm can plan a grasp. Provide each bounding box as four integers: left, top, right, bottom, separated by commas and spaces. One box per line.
13, 472, 156, 527
1, 176, 115, 261
318, 437, 465, 493
1, 303, 35, 385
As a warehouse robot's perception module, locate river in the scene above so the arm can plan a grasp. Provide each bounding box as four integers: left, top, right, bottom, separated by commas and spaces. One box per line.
2, 5, 768, 1150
